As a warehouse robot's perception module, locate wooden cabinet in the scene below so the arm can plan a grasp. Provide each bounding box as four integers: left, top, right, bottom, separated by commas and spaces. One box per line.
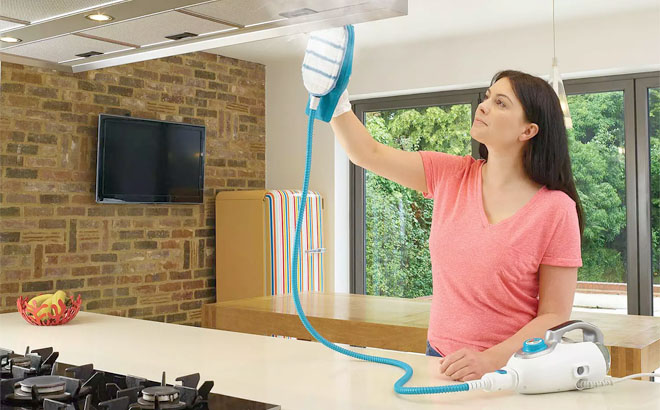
215, 190, 325, 302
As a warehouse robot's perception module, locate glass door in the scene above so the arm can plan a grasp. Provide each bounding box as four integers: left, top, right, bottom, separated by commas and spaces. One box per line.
363, 103, 473, 297
352, 91, 480, 296
563, 85, 631, 314
635, 77, 660, 317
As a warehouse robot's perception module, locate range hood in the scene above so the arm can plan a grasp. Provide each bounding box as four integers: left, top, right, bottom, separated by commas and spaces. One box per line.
0, 0, 407, 73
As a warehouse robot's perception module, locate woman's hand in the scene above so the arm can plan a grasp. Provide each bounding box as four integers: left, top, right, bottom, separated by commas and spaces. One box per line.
438, 348, 500, 381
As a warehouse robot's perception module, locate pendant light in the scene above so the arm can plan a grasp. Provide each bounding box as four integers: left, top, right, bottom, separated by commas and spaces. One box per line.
550, 0, 573, 129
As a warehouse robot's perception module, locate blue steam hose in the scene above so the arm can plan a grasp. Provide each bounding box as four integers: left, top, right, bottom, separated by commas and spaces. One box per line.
290, 106, 471, 395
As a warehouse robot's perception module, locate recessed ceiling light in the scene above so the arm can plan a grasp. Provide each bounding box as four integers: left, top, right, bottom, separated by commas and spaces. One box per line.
0, 36, 21, 43
86, 13, 114, 22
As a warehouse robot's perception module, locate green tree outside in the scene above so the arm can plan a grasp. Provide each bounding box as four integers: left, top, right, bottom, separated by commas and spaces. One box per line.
365, 105, 472, 297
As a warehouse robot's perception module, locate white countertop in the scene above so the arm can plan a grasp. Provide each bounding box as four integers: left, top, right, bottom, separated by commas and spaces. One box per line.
1, 311, 658, 410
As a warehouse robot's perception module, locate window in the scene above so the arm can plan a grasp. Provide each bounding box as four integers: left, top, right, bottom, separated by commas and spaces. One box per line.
637, 80, 660, 316
650, 87, 659, 290
564, 88, 629, 314
364, 104, 472, 297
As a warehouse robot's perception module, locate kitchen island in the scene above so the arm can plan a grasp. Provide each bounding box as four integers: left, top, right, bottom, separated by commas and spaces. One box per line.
1, 311, 658, 409
201, 292, 660, 379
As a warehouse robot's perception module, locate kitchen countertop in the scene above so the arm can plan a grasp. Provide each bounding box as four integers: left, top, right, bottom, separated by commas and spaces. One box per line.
1, 311, 659, 410
201, 292, 660, 379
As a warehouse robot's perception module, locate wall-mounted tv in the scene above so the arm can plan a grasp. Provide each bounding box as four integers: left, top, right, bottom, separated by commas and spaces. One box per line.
95, 114, 206, 204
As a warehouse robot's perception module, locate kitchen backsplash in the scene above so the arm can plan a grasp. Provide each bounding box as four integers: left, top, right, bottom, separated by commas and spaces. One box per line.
0, 51, 265, 326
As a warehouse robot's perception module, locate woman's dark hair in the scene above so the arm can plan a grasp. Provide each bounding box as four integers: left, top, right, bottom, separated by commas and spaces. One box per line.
478, 70, 584, 238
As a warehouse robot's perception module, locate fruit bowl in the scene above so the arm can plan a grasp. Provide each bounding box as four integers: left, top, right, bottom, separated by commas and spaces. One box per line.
17, 294, 82, 326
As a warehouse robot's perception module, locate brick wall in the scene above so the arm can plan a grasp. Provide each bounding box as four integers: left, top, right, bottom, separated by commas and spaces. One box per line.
0, 51, 265, 326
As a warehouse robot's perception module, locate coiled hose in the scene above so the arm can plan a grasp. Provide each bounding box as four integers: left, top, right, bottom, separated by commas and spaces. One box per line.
289, 107, 475, 395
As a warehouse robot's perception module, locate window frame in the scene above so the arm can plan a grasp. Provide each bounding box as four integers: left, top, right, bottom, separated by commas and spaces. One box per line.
351, 90, 480, 294
635, 76, 660, 315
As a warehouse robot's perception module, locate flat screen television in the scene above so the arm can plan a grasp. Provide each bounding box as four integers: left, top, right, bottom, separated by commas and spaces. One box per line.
95, 114, 206, 204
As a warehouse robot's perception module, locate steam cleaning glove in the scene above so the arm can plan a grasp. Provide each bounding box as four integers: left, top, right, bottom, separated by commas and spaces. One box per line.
304, 25, 355, 122
304, 75, 353, 122
305, 77, 352, 122
332, 90, 352, 118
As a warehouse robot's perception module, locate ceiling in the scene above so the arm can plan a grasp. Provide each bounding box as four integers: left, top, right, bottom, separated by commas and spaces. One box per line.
0, 0, 407, 72
212, 0, 660, 64
1, 0, 657, 71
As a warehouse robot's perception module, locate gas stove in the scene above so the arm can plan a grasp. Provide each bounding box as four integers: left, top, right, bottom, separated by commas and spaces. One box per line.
0, 347, 279, 410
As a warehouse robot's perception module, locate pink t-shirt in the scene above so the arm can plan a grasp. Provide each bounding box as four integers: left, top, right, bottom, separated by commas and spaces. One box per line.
419, 151, 582, 356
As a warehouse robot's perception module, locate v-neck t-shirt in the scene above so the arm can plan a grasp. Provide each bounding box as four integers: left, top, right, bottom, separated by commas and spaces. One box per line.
418, 151, 582, 356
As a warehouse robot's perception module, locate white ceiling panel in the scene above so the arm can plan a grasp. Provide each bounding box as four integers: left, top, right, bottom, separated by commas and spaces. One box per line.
4, 34, 131, 63
214, 0, 660, 65
0, 21, 24, 32
81, 10, 236, 47
185, 0, 356, 27
0, 0, 129, 24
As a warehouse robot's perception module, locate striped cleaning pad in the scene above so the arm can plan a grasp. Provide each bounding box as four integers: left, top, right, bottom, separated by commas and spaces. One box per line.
301, 26, 348, 97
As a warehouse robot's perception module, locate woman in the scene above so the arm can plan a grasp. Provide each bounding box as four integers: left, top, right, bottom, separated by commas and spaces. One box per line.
330, 70, 584, 382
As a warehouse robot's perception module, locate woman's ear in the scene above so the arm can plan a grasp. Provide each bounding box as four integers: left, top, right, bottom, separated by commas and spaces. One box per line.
519, 123, 539, 142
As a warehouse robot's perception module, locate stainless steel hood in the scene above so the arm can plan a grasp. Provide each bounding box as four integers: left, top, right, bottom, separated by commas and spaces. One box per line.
0, 0, 406, 73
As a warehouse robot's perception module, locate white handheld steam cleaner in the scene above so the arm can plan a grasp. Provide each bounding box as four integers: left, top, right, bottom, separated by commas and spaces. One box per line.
295, 24, 657, 396
486, 320, 610, 393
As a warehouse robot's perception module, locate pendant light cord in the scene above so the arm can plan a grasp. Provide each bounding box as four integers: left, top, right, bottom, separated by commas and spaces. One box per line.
552, 0, 556, 59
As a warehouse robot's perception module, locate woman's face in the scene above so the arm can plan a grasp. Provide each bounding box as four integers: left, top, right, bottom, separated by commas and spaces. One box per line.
470, 77, 538, 153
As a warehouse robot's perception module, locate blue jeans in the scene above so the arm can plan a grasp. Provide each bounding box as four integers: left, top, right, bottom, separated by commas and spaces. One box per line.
425, 340, 443, 357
